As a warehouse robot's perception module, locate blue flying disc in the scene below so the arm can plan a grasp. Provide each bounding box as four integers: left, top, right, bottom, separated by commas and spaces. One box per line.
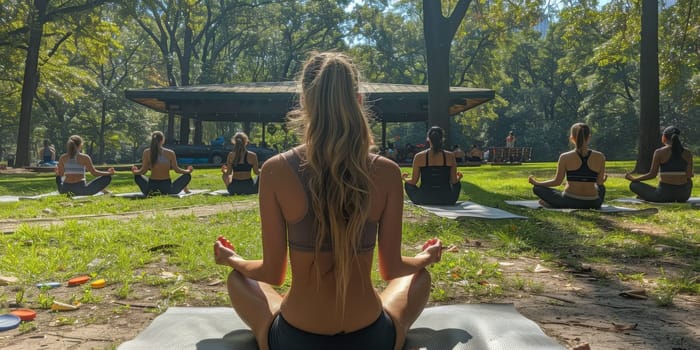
0, 314, 21, 332
36, 282, 61, 289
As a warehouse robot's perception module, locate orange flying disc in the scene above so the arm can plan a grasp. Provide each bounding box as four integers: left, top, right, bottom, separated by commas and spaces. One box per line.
10, 308, 36, 321
67, 275, 90, 286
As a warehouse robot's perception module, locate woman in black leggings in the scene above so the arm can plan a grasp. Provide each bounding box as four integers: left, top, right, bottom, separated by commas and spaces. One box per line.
624, 126, 694, 202
131, 131, 193, 196
221, 132, 260, 195
528, 123, 606, 209
403, 126, 462, 205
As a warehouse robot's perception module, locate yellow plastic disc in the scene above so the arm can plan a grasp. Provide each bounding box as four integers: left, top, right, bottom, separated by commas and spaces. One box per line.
90, 278, 106, 289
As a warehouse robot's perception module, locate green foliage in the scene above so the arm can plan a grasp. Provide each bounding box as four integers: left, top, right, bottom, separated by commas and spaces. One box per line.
0, 1, 698, 167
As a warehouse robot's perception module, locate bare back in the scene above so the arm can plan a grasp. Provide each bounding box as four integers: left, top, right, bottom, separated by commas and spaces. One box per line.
262, 147, 399, 335
141, 147, 177, 180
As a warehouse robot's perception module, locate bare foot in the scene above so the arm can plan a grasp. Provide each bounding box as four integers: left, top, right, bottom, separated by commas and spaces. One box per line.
538, 199, 552, 208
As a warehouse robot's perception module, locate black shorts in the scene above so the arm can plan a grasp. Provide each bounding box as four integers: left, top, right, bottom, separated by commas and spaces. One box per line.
268, 311, 396, 350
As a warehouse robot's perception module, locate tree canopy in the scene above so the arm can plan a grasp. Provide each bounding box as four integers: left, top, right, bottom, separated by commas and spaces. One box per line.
1, 0, 697, 166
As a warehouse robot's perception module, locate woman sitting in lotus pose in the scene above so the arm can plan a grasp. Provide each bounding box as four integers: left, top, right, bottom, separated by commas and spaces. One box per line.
221, 132, 260, 195
624, 126, 693, 202
213, 52, 442, 350
402, 126, 462, 206
528, 122, 606, 209
132, 131, 193, 196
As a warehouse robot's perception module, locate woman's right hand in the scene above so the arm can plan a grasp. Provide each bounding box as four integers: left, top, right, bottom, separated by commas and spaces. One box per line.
221, 165, 227, 173
527, 175, 536, 185
131, 165, 138, 174
401, 172, 409, 181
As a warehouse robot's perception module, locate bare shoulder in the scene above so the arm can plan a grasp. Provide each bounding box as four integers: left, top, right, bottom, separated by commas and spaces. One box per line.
559, 150, 576, 160
260, 153, 289, 175
371, 156, 401, 186
590, 150, 606, 161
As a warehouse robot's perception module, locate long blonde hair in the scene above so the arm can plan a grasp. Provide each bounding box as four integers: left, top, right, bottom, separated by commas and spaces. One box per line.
287, 52, 372, 315
230, 132, 249, 165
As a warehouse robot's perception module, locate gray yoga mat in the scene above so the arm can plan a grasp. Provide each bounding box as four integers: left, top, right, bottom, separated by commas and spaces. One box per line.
117, 304, 565, 350
413, 201, 527, 220
113, 189, 210, 199
612, 197, 700, 205
505, 200, 658, 215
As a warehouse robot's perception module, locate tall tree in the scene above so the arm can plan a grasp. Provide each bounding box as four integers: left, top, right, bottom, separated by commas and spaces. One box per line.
636, 0, 660, 172
14, 0, 112, 167
423, 0, 472, 143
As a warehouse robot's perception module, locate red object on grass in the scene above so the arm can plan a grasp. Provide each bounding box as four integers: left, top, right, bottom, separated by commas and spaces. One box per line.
10, 309, 36, 321
67, 275, 90, 286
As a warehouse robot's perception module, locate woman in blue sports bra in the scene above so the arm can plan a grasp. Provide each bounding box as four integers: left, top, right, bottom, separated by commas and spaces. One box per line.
213, 52, 443, 350
528, 123, 607, 209
403, 126, 463, 205
131, 131, 193, 196
55, 135, 114, 196
221, 132, 260, 195
624, 126, 694, 202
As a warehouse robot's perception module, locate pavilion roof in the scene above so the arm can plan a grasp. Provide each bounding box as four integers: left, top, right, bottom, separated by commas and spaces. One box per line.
125, 82, 495, 123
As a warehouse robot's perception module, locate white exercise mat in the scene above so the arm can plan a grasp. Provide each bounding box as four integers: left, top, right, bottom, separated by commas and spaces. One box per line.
413, 201, 527, 220
117, 304, 565, 350
505, 200, 658, 215
16, 191, 59, 200
206, 189, 232, 196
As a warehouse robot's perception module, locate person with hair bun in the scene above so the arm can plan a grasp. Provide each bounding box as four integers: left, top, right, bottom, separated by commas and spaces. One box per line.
55, 135, 114, 196
131, 131, 193, 196
221, 132, 260, 195
528, 122, 607, 209
402, 126, 463, 205
213, 52, 442, 350
624, 126, 694, 202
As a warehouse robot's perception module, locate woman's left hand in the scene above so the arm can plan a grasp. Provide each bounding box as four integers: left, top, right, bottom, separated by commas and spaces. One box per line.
213, 240, 242, 267
418, 238, 443, 265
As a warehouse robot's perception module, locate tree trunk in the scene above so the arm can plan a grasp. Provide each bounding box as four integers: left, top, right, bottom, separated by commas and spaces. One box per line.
15, 0, 48, 167
98, 99, 107, 163
423, 0, 471, 146
635, 0, 660, 173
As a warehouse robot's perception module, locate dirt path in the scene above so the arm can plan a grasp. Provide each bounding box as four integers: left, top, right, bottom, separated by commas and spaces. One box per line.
1, 202, 697, 350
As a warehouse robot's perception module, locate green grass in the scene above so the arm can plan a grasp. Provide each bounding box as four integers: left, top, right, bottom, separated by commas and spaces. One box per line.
0, 161, 698, 311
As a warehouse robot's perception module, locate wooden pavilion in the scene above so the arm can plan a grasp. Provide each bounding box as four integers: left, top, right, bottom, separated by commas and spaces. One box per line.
125, 82, 495, 147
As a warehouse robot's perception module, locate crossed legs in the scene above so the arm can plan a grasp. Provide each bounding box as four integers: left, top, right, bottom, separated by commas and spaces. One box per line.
226, 268, 431, 350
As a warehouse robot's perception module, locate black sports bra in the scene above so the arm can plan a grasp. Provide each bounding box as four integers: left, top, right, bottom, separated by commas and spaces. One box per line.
566, 151, 598, 183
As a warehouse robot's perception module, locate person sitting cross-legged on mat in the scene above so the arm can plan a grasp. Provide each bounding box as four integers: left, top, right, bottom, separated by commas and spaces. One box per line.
221, 132, 260, 195
528, 122, 606, 209
131, 131, 193, 196
213, 51, 443, 350
56, 135, 115, 196
624, 126, 694, 202
403, 126, 462, 205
